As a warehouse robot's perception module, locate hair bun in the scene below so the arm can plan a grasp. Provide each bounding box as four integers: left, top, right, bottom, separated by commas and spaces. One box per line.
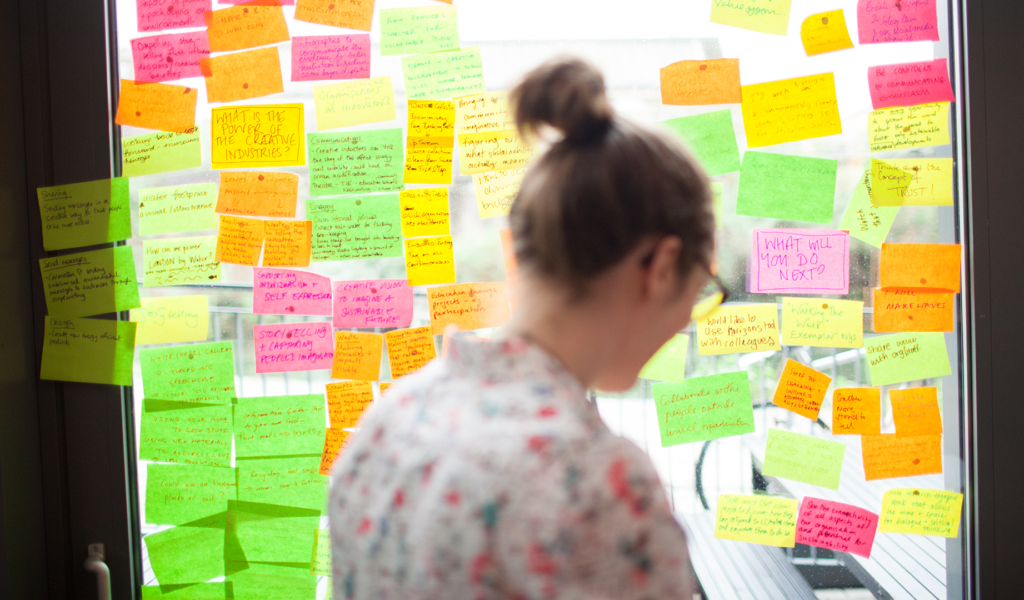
511, 57, 614, 144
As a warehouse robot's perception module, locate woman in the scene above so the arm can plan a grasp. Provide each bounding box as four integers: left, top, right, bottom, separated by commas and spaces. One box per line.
330, 57, 718, 599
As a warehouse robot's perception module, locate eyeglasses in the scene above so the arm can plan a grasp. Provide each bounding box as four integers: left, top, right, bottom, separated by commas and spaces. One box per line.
690, 273, 730, 322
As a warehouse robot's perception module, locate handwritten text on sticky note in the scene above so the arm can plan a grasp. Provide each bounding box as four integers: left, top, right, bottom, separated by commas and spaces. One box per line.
307, 194, 403, 262
332, 331, 383, 381
763, 428, 846, 489
401, 46, 485, 100
715, 495, 797, 547
254, 322, 334, 374
131, 295, 209, 345
736, 152, 838, 224
868, 59, 955, 110
653, 371, 754, 447
873, 288, 954, 333
711, 0, 792, 35
878, 488, 962, 537
386, 327, 437, 379
473, 169, 524, 219
697, 303, 780, 356
292, 35, 370, 82
405, 236, 456, 287
869, 102, 950, 153
123, 128, 202, 177
801, 10, 854, 56
131, 31, 209, 82
660, 59, 742, 105
333, 280, 414, 329
41, 317, 136, 386
866, 332, 952, 387
890, 387, 943, 436
326, 380, 373, 428
750, 229, 849, 295
41, 246, 140, 319
862, 434, 942, 480
781, 298, 863, 348
253, 268, 332, 316
797, 497, 878, 558
37, 178, 131, 251
772, 359, 832, 420
858, 0, 938, 44
742, 74, 841, 148
427, 283, 511, 335
216, 172, 299, 218
880, 243, 961, 292
308, 129, 403, 195
833, 388, 881, 435
314, 76, 396, 131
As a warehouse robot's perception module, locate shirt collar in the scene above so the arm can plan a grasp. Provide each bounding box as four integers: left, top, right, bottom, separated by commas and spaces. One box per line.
446, 333, 587, 397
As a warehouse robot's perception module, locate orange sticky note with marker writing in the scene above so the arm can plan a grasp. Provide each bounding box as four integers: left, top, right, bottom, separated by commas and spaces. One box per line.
326, 380, 373, 428
295, 0, 374, 31
862, 434, 942, 480
800, 10, 854, 56
216, 215, 265, 266
660, 59, 742, 105
319, 428, 349, 475
201, 47, 284, 104
385, 326, 437, 379
873, 288, 954, 332
427, 283, 511, 335
772, 359, 832, 420
832, 388, 881, 435
890, 387, 943, 436
880, 243, 961, 293
205, 2, 289, 52
332, 331, 383, 381
115, 80, 197, 133
216, 172, 299, 218
263, 220, 311, 267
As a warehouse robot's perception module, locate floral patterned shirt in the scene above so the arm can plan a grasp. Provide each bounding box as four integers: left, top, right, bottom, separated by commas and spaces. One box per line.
330, 335, 692, 600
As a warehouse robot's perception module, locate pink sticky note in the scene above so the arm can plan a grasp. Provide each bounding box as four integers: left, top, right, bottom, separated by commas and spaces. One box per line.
858, 0, 939, 45
291, 35, 371, 82
131, 31, 210, 83
253, 268, 333, 316
137, 0, 211, 32
333, 280, 414, 329
218, 0, 294, 4
796, 497, 879, 559
254, 322, 334, 373
748, 229, 849, 295
868, 58, 955, 110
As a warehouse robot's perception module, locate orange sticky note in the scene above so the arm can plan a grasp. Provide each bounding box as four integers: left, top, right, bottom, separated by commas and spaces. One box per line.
879, 243, 962, 293
890, 387, 943, 436
862, 434, 942, 480
263, 220, 311, 267
205, 2, 289, 52
201, 47, 283, 104
114, 80, 197, 133
326, 380, 373, 428
295, 0, 374, 31
873, 288, 955, 333
832, 388, 881, 435
319, 428, 349, 475
772, 359, 832, 420
660, 59, 742, 105
216, 215, 265, 266
216, 172, 299, 218
427, 283, 511, 335
800, 10, 854, 56
378, 382, 393, 396
385, 326, 437, 379
332, 331, 383, 381
499, 228, 517, 281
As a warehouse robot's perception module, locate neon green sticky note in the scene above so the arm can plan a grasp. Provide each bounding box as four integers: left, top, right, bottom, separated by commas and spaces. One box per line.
226, 562, 319, 600
226, 502, 321, 564
236, 457, 328, 511
40, 246, 141, 318
307, 129, 404, 196
130, 296, 210, 345
140, 341, 236, 404
639, 334, 689, 382
234, 395, 327, 458
839, 168, 898, 248
380, 5, 459, 56
140, 403, 233, 467
762, 428, 846, 489
139, 183, 219, 236
662, 110, 741, 176
307, 194, 403, 261
37, 178, 131, 251
40, 317, 136, 386
145, 464, 236, 525
401, 46, 486, 100
866, 332, 952, 386
310, 528, 331, 576
736, 151, 838, 224
123, 127, 202, 177
711, 0, 792, 35
711, 182, 724, 230
145, 520, 226, 585
652, 372, 754, 446
143, 235, 222, 286
141, 583, 230, 598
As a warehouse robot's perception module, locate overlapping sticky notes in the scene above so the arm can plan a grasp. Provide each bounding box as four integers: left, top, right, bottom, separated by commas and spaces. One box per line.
313, 76, 395, 131
427, 283, 510, 335
868, 59, 955, 110
405, 235, 456, 286
710, 0, 791, 35
800, 10, 854, 56
138, 0, 209, 31
333, 280, 414, 329
225, 502, 321, 567
205, 2, 288, 52
122, 127, 201, 177
319, 428, 349, 475
736, 152, 838, 223
862, 434, 942, 480
878, 488, 963, 537
253, 268, 332, 316
131, 296, 209, 345
796, 497, 878, 559
327, 380, 373, 428
41, 246, 140, 318
652, 371, 754, 446
37, 178, 130, 251
715, 494, 797, 547
406, 100, 455, 184
332, 331, 383, 381
308, 129, 404, 195
140, 341, 236, 404
866, 332, 951, 386
386, 326, 437, 379
139, 183, 218, 236
873, 288, 954, 332
741, 74, 841, 147
839, 169, 898, 248
772, 359, 832, 420
869, 159, 913, 206
254, 322, 334, 373
216, 215, 265, 266
226, 562, 319, 599
292, 35, 370, 81
400, 188, 450, 238
380, 5, 459, 55
131, 31, 209, 82
401, 46, 486, 100
143, 235, 221, 286
263, 220, 311, 267
639, 334, 689, 383
763, 428, 846, 489
40, 317, 136, 385
662, 110, 740, 176
749, 229, 849, 295
458, 130, 531, 175
216, 172, 299, 218
696, 303, 780, 355
880, 243, 961, 292
858, 0, 939, 44
454, 91, 513, 135
295, 0, 374, 31
235, 394, 327, 457
832, 388, 881, 435
210, 105, 304, 168
236, 456, 327, 510
145, 464, 236, 525
310, 528, 332, 575
869, 103, 950, 152
890, 387, 943, 436
202, 47, 284, 104
139, 403, 232, 466
884, 159, 953, 206
115, 80, 196, 133
307, 194, 403, 261
473, 168, 525, 219
144, 521, 225, 585
781, 297, 863, 348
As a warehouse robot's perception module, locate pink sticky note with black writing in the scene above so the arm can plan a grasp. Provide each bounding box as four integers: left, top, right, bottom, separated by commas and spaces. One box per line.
796, 497, 879, 559
748, 229, 849, 295
137, 0, 211, 31
254, 322, 334, 373
868, 58, 955, 110
253, 268, 333, 316
131, 31, 210, 83
292, 35, 371, 82
858, 0, 939, 44
333, 280, 413, 329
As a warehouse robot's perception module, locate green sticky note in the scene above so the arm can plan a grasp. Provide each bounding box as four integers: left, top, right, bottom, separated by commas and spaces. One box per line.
662, 110, 741, 176
307, 194, 403, 261
226, 503, 321, 564
141, 583, 231, 598
652, 372, 755, 447
145, 464, 236, 525
139, 183, 219, 236
234, 395, 327, 459
866, 332, 952, 387
140, 404, 233, 467
307, 129, 404, 196
40, 246, 140, 318
236, 457, 328, 511
761, 428, 846, 489
839, 168, 899, 248
37, 178, 131, 251
142, 235, 222, 286
40, 317, 136, 385
711, 182, 724, 230
639, 334, 689, 383
401, 46, 486, 100
380, 5, 460, 56
310, 528, 331, 576
145, 521, 225, 585
736, 151, 838, 224
226, 562, 319, 600
123, 127, 203, 177
140, 341, 236, 404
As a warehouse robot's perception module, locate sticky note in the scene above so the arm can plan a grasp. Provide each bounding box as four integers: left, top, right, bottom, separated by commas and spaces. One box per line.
869, 159, 913, 206
307, 129, 404, 195
781, 297, 863, 348
862, 434, 942, 480
455, 91, 514, 135
310, 529, 332, 575
801, 10, 854, 56
211, 105, 304, 169
763, 428, 846, 489
131, 31, 210, 82
639, 334, 689, 383
307, 194, 403, 261
327, 380, 373, 428
236, 456, 327, 510
832, 388, 881, 435
41, 246, 140, 318
140, 341, 236, 404
890, 387, 943, 436
145, 464, 236, 525
139, 403, 232, 467
772, 359, 832, 420
869, 102, 950, 152
141, 583, 230, 598
661, 110, 740, 176
711, 182, 724, 230
313, 77, 395, 132
402, 47, 486, 100
225, 562, 318, 598
839, 169, 898, 248
652, 372, 754, 446
868, 59, 955, 110
457, 130, 531, 175
385, 326, 437, 379
216, 215, 265, 266
499, 227, 518, 283
880, 243, 961, 292
205, 3, 288, 52
427, 283, 511, 335
858, 0, 939, 44
333, 279, 414, 329
254, 323, 334, 373
116, 80, 197, 133
883, 159, 953, 206
263, 220, 311, 267
253, 268, 332, 316
405, 137, 454, 184
294, 0, 374, 31
379, 382, 394, 395
37, 178, 131, 251
697, 303, 780, 355
235, 395, 327, 457
292, 35, 370, 81
139, 183, 218, 235
332, 331, 383, 381
660, 59, 741, 105
40, 317, 136, 386
131, 296, 209, 345
741, 74, 841, 147
405, 235, 456, 287
878, 488, 962, 537
202, 47, 283, 104
749, 230, 849, 295
866, 332, 951, 386
711, 0, 791, 34
216, 173, 298, 219
473, 169, 525, 219
715, 495, 797, 547
143, 235, 221, 286
399, 188, 449, 238
122, 127, 202, 177
225, 506, 321, 567
381, 5, 459, 56
319, 428, 349, 475
796, 497, 878, 559
145, 523, 225, 585
873, 288, 954, 333
736, 152, 838, 223
138, 0, 210, 32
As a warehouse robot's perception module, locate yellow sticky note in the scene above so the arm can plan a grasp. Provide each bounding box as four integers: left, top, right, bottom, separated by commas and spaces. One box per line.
201, 47, 284, 104
889, 387, 943, 436
310, 528, 332, 576
868, 102, 950, 153
115, 80, 197, 133
882, 159, 953, 206
409, 100, 454, 136
314, 76, 396, 131
741, 74, 842, 148
696, 303, 780, 356
878, 488, 963, 538
781, 298, 863, 348
405, 235, 455, 287
210, 105, 305, 169
870, 159, 913, 207
400, 188, 450, 238
457, 130, 532, 175
385, 326, 437, 379
711, 0, 792, 36
404, 137, 454, 184
473, 168, 525, 219
715, 494, 797, 547
332, 331, 383, 381
215, 215, 265, 266
130, 296, 209, 345
800, 10, 854, 56
454, 91, 513, 135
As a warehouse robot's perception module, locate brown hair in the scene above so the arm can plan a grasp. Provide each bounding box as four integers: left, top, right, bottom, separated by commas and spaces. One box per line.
509, 57, 715, 292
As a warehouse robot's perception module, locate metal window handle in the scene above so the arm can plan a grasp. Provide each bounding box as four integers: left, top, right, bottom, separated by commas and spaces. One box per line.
84, 543, 111, 600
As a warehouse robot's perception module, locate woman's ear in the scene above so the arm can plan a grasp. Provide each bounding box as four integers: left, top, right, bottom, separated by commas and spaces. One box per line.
643, 236, 684, 301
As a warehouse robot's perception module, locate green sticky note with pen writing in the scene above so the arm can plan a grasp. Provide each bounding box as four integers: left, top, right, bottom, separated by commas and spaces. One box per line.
122, 127, 202, 177
736, 151, 838, 224
401, 46, 486, 100
839, 167, 899, 248
40, 317, 136, 386
639, 334, 689, 383
234, 395, 327, 458
380, 5, 460, 56
662, 110, 741, 176
226, 501, 321, 564
139, 182, 219, 236
307, 129, 404, 196
145, 464, 236, 525
140, 341, 236, 404
866, 332, 952, 386
145, 518, 226, 585
762, 428, 846, 489
307, 194, 403, 261
652, 371, 754, 446
37, 178, 131, 251
40, 245, 141, 318
310, 528, 332, 576
139, 403, 233, 467
236, 456, 328, 511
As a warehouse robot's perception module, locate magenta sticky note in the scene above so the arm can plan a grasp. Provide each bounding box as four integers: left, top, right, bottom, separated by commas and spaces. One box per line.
796, 497, 879, 559
748, 229, 849, 295
254, 322, 334, 373
858, 0, 939, 44
333, 280, 413, 329
219, 0, 294, 4
137, 0, 211, 32
868, 58, 955, 110
291, 35, 371, 82
253, 268, 333, 316
131, 31, 210, 83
